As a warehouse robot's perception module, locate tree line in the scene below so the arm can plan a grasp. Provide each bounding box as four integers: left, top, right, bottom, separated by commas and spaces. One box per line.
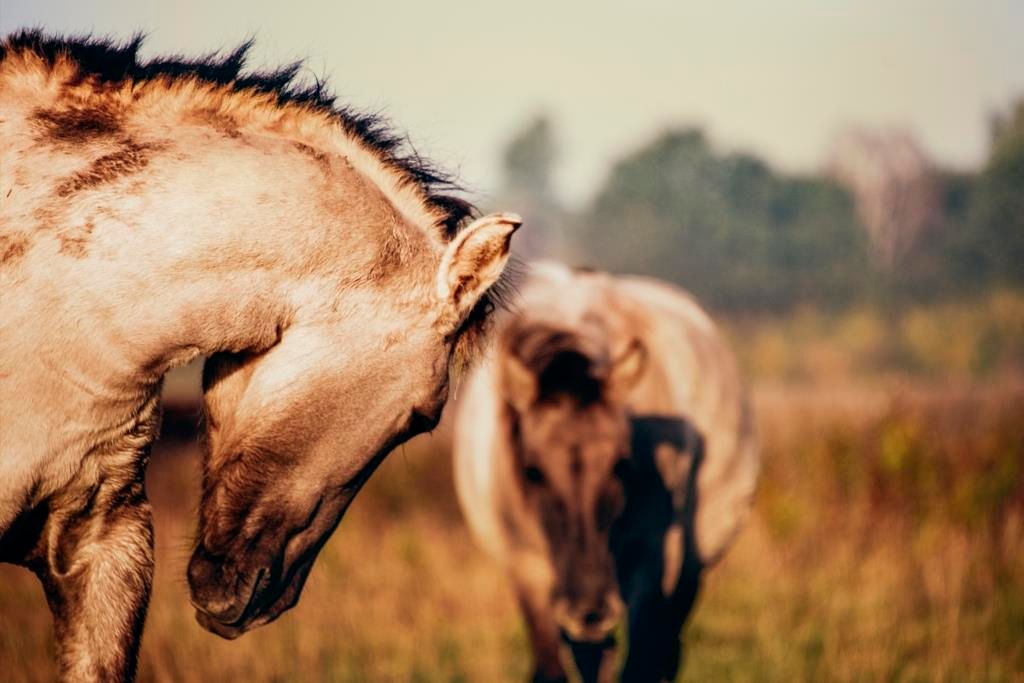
497, 98, 1023, 313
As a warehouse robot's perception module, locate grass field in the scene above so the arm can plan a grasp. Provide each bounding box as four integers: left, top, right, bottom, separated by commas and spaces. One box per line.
1, 379, 1022, 682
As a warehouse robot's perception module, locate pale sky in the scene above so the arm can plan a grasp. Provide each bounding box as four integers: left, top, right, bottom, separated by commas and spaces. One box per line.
3, 1, 1022, 206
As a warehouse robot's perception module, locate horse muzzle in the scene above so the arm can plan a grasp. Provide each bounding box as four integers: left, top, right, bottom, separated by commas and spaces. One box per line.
187, 530, 325, 639
553, 591, 624, 643
187, 544, 266, 636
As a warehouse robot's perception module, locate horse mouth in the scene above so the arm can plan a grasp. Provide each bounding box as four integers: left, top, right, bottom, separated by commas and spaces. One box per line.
558, 615, 620, 643
188, 444, 392, 639
191, 553, 317, 639
188, 504, 336, 639
553, 593, 624, 643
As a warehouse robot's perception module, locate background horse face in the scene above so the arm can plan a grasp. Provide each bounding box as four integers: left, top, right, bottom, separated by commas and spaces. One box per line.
503, 335, 645, 642
187, 214, 520, 638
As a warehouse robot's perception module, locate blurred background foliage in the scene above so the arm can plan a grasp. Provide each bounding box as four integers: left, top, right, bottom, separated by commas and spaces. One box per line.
491, 99, 1024, 382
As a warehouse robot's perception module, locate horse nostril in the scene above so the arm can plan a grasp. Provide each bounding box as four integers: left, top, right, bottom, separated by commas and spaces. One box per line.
187, 545, 222, 588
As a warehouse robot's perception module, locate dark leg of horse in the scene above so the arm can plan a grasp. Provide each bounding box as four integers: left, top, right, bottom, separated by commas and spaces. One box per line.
567, 636, 618, 683
34, 487, 155, 682
620, 564, 701, 683
516, 584, 569, 683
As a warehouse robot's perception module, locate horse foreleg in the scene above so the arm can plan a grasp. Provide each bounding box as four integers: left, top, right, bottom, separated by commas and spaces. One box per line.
36, 490, 155, 683
515, 581, 569, 683
620, 562, 701, 683
566, 636, 619, 683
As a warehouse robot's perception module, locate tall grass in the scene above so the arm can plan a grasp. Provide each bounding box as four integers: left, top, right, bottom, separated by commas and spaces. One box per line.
725, 290, 1024, 382
686, 382, 1023, 682
1, 382, 1021, 681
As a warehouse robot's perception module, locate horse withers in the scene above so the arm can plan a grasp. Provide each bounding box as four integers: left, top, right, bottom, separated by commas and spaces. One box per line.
453, 263, 759, 682
0, 32, 520, 681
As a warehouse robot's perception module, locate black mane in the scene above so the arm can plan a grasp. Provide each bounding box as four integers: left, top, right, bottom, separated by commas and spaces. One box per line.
1, 29, 476, 238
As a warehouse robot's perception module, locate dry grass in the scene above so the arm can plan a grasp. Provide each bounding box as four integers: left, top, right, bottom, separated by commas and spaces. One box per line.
724, 290, 1024, 382
2, 380, 1022, 681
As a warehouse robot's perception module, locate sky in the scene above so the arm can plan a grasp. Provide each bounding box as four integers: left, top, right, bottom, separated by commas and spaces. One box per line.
2, 0, 1022, 206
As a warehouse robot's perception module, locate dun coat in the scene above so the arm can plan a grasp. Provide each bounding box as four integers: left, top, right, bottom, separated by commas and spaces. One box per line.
0, 32, 520, 682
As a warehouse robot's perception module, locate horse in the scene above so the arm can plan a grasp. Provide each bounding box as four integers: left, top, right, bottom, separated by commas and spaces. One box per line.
0, 31, 521, 681
453, 262, 759, 682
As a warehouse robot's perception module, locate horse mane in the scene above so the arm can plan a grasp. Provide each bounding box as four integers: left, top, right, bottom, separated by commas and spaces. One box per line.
0, 29, 476, 239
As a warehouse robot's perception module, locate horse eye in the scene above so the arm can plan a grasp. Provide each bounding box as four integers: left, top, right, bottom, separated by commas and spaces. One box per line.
523, 465, 546, 485
408, 408, 440, 435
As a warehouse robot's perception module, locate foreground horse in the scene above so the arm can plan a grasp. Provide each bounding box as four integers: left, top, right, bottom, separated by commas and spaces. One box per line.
454, 263, 759, 682
0, 32, 520, 681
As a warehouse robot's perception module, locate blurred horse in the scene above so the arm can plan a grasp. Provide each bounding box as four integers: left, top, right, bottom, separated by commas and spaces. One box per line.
454, 262, 758, 682
0, 32, 520, 681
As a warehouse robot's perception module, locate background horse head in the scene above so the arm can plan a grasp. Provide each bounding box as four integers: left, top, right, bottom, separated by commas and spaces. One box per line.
499, 321, 645, 642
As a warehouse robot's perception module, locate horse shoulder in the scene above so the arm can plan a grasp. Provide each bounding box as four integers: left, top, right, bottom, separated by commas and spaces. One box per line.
613, 276, 760, 566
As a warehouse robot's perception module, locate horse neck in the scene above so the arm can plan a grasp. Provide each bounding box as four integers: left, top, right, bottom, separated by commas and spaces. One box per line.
26, 146, 373, 399
17, 228, 293, 444
6, 85, 440, 420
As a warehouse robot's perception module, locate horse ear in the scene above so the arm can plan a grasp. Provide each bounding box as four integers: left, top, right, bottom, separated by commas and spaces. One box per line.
500, 352, 536, 413
606, 339, 646, 399
436, 212, 522, 329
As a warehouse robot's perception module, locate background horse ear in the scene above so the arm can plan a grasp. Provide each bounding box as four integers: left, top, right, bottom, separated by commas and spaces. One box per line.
436, 212, 522, 330
500, 352, 537, 413
606, 338, 646, 400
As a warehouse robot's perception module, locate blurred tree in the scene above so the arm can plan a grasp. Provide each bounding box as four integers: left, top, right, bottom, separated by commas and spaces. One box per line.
495, 115, 570, 260
961, 98, 1024, 287
578, 128, 870, 312
825, 128, 940, 269
502, 115, 556, 201
876, 169, 975, 304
